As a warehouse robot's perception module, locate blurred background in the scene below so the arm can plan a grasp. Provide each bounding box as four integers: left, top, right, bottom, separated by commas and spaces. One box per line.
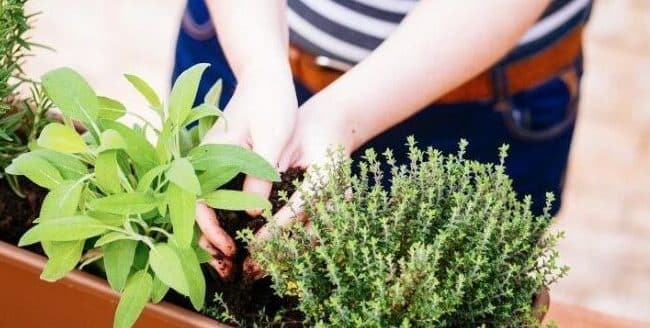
24, 0, 650, 323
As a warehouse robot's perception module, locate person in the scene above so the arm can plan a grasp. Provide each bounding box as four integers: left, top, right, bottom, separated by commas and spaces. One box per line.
173, 0, 593, 280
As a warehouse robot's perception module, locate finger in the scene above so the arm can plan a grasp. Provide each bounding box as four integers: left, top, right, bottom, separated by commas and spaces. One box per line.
209, 258, 234, 281
255, 190, 306, 241
198, 235, 217, 256
195, 202, 236, 258
242, 256, 266, 282
242, 176, 273, 217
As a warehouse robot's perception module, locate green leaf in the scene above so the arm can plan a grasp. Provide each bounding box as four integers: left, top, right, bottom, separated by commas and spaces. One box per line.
100, 120, 157, 172
104, 240, 138, 292
183, 103, 223, 127
37, 122, 88, 154
89, 192, 157, 215
12, 152, 63, 189
114, 270, 152, 328
167, 183, 196, 249
135, 164, 168, 192
40, 240, 84, 282
195, 246, 212, 264
41, 67, 99, 126
167, 158, 201, 195
175, 246, 205, 310
90, 211, 127, 226
95, 150, 122, 193
154, 122, 173, 164
124, 74, 162, 110
39, 179, 85, 220
198, 166, 239, 194
19, 215, 108, 246
189, 144, 279, 182
169, 63, 209, 127
32, 149, 88, 180
97, 129, 127, 153
202, 189, 271, 214
203, 79, 222, 106
37, 180, 87, 281
149, 244, 189, 295
95, 232, 131, 247
151, 276, 169, 303
98, 96, 126, 120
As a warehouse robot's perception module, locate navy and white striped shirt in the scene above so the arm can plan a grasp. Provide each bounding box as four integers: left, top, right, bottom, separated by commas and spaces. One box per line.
286, 0, 593, 66
182, 0, 593, 67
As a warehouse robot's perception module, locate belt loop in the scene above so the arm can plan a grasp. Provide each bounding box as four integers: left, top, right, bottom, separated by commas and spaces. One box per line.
490, 63, 511, 112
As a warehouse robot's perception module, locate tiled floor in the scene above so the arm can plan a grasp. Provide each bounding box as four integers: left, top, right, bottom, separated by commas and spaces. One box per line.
23, 0, 650, 323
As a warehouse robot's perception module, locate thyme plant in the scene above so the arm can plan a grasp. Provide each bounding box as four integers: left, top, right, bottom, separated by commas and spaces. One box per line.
8, 64, 279, 328
249, 139, 567, 327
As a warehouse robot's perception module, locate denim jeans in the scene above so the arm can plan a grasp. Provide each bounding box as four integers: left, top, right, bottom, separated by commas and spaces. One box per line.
173, 4, 582, 216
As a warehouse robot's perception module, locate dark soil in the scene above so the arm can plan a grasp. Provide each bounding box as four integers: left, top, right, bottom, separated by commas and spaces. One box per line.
0, 177, 46, 254
169, 168, 306, 327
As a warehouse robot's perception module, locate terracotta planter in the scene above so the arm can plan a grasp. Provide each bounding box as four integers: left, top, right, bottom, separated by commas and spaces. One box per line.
0, 241, 229, 328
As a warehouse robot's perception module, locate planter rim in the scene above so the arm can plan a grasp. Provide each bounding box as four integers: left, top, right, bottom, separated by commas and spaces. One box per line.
0, 240, 230, 328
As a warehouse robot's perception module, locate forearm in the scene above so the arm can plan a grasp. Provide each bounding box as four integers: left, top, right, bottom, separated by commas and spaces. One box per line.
205, 0, 291, 81
320, 0, 551, 150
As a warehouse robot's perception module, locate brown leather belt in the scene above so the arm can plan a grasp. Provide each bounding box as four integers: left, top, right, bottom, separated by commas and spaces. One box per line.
289, 25, 584, 104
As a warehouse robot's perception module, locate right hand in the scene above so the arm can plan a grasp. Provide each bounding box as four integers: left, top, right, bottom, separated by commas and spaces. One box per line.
195, 67, 298, 280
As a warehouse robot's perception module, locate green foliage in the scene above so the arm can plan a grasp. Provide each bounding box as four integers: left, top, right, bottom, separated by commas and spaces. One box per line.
0, 0, 51, 194
0, 0, 30, 101
7, 64, 279, 328
248, 138, 567, 327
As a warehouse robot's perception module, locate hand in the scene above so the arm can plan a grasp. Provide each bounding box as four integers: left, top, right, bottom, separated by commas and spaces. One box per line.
196, 69, 298, 279
243, 92, 357, 280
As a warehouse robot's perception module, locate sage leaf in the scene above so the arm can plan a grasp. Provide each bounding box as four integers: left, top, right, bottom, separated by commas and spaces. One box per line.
203, 189, 271, 214
175, 246, 205, 310
114, 270, 152, 328
203, 79, 222, 106
19, 215, 108, 246
98, 96, 126, 120
100, 120, 157, 172
189, 144, 279, 181
39, 179, 85, 220
150, 276, 169, 303
198, 166, 238, 194
89, 192, 157, 215
167, 183, 196, 249
12, 152, 63, 189
95, 150, 122, 193
149, 243, 189, 295
41, 67, 99, 125
98, 129, 127, 153
40, 240, 84, 282
167, 158, 201, 195
37, 122, 88, 154
32, 149, 88, 180
124, 74, 162, 110
135, 164, 167, 192
169, 63, 209, 127
195, 246, 212, 264
182, 103, 223, 127
95, 232, 131, 247
104, 239, 138, 292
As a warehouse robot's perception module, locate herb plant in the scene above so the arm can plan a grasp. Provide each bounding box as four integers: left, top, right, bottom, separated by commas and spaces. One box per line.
0, 0, 51, 194
248, 139, 567, 327
8, 64, 280, 328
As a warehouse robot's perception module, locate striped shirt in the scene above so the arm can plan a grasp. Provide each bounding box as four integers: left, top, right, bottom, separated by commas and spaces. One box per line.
287, 0, 593, 66
182, 0, 593, 68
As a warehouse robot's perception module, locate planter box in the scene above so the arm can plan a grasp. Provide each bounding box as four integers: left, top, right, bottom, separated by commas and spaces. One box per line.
0, 241, 229, 328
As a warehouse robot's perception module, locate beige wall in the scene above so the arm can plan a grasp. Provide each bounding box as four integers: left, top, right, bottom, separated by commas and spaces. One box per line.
24, 0, 650, 322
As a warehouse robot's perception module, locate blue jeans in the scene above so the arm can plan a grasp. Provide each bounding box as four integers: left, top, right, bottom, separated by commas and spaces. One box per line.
173, 3, 582, 216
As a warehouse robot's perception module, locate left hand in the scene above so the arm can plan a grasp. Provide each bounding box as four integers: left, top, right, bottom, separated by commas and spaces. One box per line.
243, 93, 358, 281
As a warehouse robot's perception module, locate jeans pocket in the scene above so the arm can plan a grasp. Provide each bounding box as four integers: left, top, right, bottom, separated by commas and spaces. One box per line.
502, 67, 580, 142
